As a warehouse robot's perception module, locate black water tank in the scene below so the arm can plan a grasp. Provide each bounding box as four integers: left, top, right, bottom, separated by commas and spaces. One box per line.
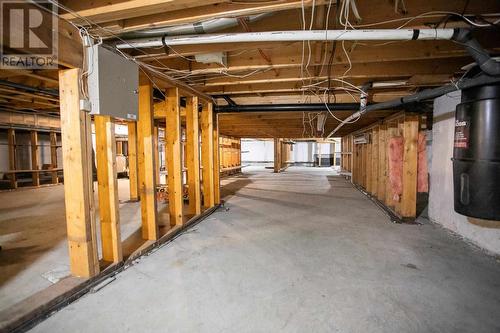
453, 83, 500, 220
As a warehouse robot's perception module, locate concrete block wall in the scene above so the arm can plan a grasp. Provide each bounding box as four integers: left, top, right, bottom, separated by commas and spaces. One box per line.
429, 92, 500, 255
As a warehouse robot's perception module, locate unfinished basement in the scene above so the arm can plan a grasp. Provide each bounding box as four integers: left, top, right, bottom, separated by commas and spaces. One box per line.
0, 0, 500, 332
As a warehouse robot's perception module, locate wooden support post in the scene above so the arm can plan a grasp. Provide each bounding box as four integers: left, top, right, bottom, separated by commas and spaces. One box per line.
137, 82, 158, 240
349, 135, 354, 175
213, 113, 221, 205
371, 127, 379, 196
165, 88, 183, 226
154, 124, 160, 184
50, 131, 59, 184
365, 139, 372, 192
7, 128, 17, 189
30, 131, 40, 186
385, 122, 398, 209
201, 102, 215, 209
318, 142, 322, 167
127, 122, 139, 201
274, 138, 282, 173
400, 114, 419, 218
95, 115, 122, 263
59, 68, 99, 278
186, 96, 201, 215
377, 125, 387, 203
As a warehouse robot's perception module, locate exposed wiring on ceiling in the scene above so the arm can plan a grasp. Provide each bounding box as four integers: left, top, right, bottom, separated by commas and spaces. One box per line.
317, 0, 334, 78
350, 11, 500, 29
32, 0, 500, 137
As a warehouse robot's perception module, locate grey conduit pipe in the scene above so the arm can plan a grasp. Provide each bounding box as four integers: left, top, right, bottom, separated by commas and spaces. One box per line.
326, 74, 500, 138
326, 28, 500, 137
116, 28, 456, 49
215, 103, 360, 113
452, 28, 500, 77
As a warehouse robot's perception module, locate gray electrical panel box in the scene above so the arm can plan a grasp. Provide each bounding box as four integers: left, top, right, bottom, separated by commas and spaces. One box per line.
87, 45, 138, 120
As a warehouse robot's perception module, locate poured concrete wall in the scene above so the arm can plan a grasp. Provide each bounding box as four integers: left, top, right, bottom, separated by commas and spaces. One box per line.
241, 139, 274, 163
241, 139, 340, 164
429, 92, 500, 255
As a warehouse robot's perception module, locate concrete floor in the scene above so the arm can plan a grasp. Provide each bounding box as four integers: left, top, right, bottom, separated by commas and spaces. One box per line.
23, 166, 500, 332
0, 179, 175, 312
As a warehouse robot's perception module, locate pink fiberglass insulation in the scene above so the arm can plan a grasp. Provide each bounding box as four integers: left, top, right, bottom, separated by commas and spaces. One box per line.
388, 136, 404, 202
417, 131, 429, 193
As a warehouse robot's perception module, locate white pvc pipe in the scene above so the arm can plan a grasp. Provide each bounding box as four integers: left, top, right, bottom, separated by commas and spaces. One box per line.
116, 29, 455, 49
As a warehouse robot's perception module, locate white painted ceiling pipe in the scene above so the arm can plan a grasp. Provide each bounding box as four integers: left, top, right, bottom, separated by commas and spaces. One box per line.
116, 29, 455, 49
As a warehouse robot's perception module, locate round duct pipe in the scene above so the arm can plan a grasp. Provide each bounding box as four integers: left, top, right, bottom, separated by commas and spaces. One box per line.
115, 13, 271, 40
215, 103, 360, 113
116, 28, 455, 49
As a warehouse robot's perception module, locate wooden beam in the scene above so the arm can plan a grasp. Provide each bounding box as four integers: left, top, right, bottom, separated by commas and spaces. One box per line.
61, 0, 225, 24
50, 131, 59, 184
165, 88, 183, 226
198, 58, 467, 89
127, 122, 139, 201
137, 82, 158, 240
30, 131, 40, 186
7, 128, 17, 189
201, 102, 215, 209
400, 114, 419, 218
59, 68, 99, 278
213, 112, 221, 205
185, 96, 201, 215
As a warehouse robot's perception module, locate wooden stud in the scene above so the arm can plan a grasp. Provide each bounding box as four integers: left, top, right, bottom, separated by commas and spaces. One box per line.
95, 117, 123, 259
274, 138, 282, 173
400, 114, 419, 218
377, 124, 387, 203
95, 115, 123, 263
371, 127, 379, 196
154, 124, 160, 184
165, 87, 183, 226
365, 140, 372, 191
137, 82, 158, 240
50, 131, 59, 184
213, 112, 221, 205
7, 128, 17, 189
385, 122, 398, 209
186, 96, 201, 215
201, 102, 215, 208
59, 68, 99, 278
30, 131, 40, 186
127, 122, 139, 201
116, 141, 123, 155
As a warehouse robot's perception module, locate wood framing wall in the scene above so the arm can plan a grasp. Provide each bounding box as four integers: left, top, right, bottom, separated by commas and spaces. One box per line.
273, 138, 293, 173
56, 69, 220, 278
219, 135, 241, 176
0, 127, 62, 189
341, 111, 427, 220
